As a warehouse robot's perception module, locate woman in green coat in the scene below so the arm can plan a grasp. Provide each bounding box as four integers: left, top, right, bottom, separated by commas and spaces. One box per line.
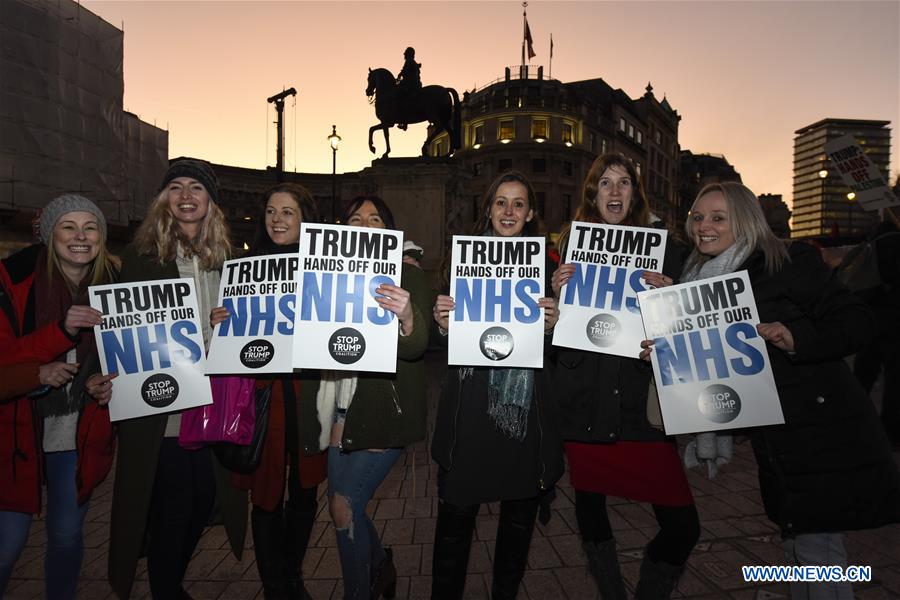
107, 159, 247, 599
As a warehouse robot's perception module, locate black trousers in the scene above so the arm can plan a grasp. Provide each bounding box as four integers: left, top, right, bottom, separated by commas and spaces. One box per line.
146, 438, 217, 599
574, 490, 699, 566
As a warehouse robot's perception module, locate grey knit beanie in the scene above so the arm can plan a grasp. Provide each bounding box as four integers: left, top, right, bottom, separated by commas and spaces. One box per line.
39, 194, 107, 243
159, 158, 219, 204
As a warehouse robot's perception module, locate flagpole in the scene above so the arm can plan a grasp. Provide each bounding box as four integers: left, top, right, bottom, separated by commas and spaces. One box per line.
549, 33, 553, 79
521, 2, 527, 69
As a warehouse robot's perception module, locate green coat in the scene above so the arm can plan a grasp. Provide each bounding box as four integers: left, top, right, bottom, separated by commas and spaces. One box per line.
108, 245, 248, 600
339, 263, 430, 450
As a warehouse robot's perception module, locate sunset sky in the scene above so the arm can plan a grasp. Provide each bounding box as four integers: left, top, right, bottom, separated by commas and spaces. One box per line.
83, 0, 899, 207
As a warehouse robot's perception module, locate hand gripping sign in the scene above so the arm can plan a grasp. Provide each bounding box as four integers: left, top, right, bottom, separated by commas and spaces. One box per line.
637, 271, 784, 435
207, 255, 298, 374
553, 222, 668, 358
449, 236, 545, 368
292, 223, 403, 373
89, 278, 213, 422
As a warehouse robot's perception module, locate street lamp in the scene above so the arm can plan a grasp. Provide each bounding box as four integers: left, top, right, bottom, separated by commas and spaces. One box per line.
327, 125, 341, 222
818, 167, 829, 235
847, 192, 856, 238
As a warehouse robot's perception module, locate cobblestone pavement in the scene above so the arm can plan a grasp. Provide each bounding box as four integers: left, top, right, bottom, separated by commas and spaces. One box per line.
8, 352, 900, 599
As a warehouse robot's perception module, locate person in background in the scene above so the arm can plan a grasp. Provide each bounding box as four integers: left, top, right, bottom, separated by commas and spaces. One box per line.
0, 195, 114, 599
325, 195, 430, 599
106, 159, 247, 600
642, 182, 900, 600
551, 154, 699, 599
212, 183, 329, 600
431, 171, 563, 600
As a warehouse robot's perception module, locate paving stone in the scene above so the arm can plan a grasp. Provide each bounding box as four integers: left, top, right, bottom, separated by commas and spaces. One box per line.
382, 517, 415, 545
526, 535, 562, 569
521, 568, 566, 598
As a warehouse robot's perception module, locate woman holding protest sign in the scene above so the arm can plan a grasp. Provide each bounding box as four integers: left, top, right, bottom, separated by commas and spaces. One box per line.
640, 181, 900, 600
551, 154, 698, 599
210, 182, 328, 600
431, 171, 563, 600
320, 195, 429, 600
0, 194, 114, 599
106, 159, 247, 600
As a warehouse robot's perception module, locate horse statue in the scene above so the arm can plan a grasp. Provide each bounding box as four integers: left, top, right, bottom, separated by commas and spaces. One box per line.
366, 67, 461, 158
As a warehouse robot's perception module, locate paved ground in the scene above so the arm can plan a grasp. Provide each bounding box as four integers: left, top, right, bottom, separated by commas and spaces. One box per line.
7, 351, 900, 599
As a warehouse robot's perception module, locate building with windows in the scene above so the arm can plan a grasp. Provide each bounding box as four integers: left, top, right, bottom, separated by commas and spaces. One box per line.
791, 118, 890, 240
429, 67, 682, 235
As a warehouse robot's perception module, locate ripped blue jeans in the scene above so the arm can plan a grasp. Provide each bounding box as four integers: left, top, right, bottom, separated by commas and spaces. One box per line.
327, 445, 401, 600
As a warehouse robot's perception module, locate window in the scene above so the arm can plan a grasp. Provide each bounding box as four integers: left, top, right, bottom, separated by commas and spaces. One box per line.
499, 119, 515, 143
619, 117, 626, 132
637, 131, 643, 145
499, 158, 513, 172
472, 123, 485, 148
655, 130, 661, 144
432, 138, 446, 157
531, 118, 548, 141
473, 162, 483, 176
563, 161, 574, 177
601, 138, 608, 154
532, 158, 546, 173
628, 124, 635, 139
562, 121, 574, 146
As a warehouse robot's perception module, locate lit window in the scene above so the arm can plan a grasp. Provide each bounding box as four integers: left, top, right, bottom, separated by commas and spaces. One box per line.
628, 124, 634, 139
531, 118, 548, 142
637, 131, 643, 145
562, 122, 574, 147
472, 123, 485, 149
499, 119, 515, 143
619, 118, 626, 132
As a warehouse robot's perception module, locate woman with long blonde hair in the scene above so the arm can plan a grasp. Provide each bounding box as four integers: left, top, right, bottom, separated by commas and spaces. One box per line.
106, 159, 247, 599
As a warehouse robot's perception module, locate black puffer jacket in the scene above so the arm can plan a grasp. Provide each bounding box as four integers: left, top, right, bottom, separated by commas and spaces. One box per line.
745, 242, 900, 534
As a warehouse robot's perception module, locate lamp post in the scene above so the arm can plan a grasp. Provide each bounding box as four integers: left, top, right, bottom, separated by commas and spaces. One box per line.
847, 192, 856, 239
818, 167, 828, 235
327, 125, 341, 222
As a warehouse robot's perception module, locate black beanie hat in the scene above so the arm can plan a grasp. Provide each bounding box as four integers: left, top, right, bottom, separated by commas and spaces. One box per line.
160, 159, 219, 204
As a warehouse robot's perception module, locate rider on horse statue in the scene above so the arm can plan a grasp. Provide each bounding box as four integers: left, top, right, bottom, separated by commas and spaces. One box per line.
396, 47, 421, 131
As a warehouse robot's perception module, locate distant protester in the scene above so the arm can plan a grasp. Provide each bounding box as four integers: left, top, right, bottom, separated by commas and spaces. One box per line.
0, 194, 113, 600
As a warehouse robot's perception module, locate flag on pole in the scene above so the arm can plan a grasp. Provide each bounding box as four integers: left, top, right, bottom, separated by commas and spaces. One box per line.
524, 17, 536, 59
550, 34, 554, 58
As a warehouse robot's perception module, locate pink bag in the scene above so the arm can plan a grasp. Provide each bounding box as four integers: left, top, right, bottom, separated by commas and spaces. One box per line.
179, 376, 256, 449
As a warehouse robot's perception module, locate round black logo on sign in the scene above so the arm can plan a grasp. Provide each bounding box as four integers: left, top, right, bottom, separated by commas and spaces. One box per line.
698, 384, 741, 423
328, 327, 366, 364
479, 326, 514, 361
140, 373, 179, 409
240, 339, 275, 369
586, 313, 621, 348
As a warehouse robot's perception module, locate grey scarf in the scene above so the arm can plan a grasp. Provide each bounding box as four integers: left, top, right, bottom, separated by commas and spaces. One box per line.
459, 366, 534, 441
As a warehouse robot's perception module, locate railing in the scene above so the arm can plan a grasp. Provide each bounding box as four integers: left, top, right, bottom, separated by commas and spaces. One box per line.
468, 65, 557, 94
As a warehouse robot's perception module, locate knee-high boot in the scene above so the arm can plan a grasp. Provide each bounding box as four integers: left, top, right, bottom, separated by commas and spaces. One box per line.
491, 498, 539, 600
252, 506, 289, 600
634, 555, 684, 600
431, 501, 478, 600
582, 539, 627, 600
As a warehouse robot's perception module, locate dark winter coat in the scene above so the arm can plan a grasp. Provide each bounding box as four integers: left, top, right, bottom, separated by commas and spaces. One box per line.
552, 241, 683, 442
333, 263, 430, 451
0, 244, 115, 515
745, 242, 900, 535
107, 245, 247, 600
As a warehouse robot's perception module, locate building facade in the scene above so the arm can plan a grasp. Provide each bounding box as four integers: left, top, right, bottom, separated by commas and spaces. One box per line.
791, 118, 890, 240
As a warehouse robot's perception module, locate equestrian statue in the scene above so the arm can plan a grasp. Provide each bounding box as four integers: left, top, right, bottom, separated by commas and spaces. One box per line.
366, 47, 461, 158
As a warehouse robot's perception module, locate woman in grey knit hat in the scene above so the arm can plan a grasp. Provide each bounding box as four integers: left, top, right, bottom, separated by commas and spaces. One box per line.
0, 194, 115, 600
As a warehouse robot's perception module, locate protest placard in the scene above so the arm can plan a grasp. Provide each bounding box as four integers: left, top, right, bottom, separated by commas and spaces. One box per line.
89, 278, 213, 422
825, 134, 899, 211
206, 254, 298, 374
448, 236, 545, 368
637, 271, 784, 435
292, 223, 403, 372
553, 222, 668, 358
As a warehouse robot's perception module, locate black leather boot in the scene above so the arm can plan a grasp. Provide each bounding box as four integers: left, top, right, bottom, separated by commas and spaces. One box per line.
634, 554, 684, 600
431, 501, 479, 600
284, 486, 317, 600
252, 506, 289, 600
490, 497, 539, 600
582, 539, 627, 600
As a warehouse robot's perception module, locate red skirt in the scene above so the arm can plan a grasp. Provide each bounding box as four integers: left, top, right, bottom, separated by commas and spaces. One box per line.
565, 441, 694, 506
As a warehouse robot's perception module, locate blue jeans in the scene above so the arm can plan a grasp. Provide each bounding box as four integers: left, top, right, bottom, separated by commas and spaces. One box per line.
783, 533, 854, 600
0, 450, 89, 600
327, 446, 401, 600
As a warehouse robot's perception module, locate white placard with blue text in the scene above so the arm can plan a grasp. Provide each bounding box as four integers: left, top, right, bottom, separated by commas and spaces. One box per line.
553, 222, 668, 358
637, 271, 783, 435
292, 223, 403, 373
89, 278, 213, 422
824, 135, 899, 211
206, 255, 298, 374
449, 236, 545, 368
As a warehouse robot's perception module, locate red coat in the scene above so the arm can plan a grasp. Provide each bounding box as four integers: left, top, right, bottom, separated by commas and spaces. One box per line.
0, 245, 115, 514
